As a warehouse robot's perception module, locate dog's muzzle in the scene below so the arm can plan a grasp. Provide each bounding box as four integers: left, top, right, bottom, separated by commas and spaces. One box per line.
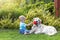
33, 20, 41, 25
33, 21, 38, 25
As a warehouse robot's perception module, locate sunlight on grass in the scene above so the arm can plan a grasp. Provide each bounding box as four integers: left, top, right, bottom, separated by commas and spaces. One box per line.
0, 29, 60, 40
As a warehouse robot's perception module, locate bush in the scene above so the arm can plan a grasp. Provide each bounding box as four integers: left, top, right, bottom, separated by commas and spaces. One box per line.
0, 1, 60, 30
45, 2, 55, 15
26, 8, 60, 30
0, 18, 20, 29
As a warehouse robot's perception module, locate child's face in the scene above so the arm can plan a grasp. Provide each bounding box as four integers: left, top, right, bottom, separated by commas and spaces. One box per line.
19, 16, 26, 22
22, 17, 26, 21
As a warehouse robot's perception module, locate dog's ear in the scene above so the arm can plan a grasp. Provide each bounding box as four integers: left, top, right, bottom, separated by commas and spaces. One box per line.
39, 19, 42, 22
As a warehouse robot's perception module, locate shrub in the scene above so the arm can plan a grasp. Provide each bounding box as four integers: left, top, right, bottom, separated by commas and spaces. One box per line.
45, 2, 55, 15
0, 19, 12, 29
0, 18, 20, 29
26, 8, 60, 30
0, 1, 60, 30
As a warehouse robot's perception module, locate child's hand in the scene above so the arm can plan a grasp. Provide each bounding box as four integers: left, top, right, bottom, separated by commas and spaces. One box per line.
27, 22, 33, 26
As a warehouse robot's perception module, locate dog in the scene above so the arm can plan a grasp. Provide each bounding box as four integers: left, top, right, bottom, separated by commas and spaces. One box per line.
30, 17, 57, 35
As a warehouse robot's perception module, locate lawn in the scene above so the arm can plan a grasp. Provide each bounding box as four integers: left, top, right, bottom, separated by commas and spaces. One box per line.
0, 29, 60, 40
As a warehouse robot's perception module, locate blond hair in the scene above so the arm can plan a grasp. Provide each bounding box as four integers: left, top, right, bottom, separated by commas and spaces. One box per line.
19, 15, 26, 21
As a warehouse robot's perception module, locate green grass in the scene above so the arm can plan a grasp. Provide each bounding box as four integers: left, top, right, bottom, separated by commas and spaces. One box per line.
0, 29, 60, 40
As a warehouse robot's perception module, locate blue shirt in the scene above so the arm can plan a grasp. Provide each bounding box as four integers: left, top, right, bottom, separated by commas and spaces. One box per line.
19, 22, 30, 34
20, 22, 26, 30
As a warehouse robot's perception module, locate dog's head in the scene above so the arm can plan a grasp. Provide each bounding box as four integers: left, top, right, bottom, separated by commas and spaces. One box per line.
33, 17, 41, 25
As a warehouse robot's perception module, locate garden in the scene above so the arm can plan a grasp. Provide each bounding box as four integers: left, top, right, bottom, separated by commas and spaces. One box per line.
0, 0, 60, 40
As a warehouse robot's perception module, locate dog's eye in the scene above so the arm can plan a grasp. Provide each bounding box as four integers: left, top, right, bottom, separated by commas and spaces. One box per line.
36, 21, 37, 22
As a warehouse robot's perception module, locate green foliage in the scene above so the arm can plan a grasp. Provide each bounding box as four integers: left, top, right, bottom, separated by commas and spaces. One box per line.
44, 0, 53, 3
26, 8, 60, 30
25, 1, 55, 15
0, 0, 60, 30
0, 12, 20, 29
45, 2, 55, 15
0, 18, 20, 29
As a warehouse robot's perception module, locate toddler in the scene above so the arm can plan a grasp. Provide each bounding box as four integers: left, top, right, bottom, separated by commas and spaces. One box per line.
19, 15, 32, 34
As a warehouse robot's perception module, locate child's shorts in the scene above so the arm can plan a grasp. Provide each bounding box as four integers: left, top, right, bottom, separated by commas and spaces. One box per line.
19, 29, 30, 34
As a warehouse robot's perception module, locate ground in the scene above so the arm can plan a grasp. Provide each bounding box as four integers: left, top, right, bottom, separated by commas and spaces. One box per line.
0, 29, 60, 40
